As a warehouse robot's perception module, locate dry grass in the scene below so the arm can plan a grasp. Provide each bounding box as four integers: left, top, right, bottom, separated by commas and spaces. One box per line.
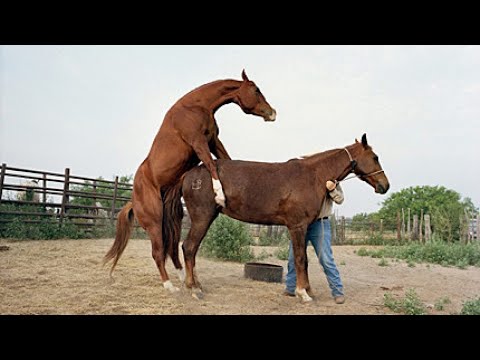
1, 238, 479, 314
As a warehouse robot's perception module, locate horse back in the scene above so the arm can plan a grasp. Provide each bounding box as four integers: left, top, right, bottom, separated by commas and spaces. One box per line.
183, 159, 321, 226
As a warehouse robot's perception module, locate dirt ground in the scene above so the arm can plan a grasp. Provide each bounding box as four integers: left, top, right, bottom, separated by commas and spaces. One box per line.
1, 238, 479, 315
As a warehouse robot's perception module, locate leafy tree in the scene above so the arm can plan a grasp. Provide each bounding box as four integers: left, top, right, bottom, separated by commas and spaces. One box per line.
376, 185, 476, 241
350, 212, 370, 231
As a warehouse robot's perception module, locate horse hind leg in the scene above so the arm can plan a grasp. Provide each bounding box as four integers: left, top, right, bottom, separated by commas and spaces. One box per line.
288, 226, 313, 303
182, 215, 218, 300
171, 248, 185, 283
147, 225, 180, 293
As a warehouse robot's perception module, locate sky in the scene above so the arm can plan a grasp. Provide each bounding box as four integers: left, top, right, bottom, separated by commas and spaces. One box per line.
1, 45, 479, 217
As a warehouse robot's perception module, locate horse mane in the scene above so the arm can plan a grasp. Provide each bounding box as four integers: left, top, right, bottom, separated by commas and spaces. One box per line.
298, 141, 368, 161
183, 79, 242, 98
299, 148, 338, 159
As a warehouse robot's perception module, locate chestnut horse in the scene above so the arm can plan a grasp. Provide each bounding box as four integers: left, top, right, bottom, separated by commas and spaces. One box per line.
104, 70, 276, 292
174, 134, 389, 301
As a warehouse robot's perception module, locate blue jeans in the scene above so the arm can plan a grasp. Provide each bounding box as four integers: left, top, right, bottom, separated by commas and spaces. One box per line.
285, 218, 343, 297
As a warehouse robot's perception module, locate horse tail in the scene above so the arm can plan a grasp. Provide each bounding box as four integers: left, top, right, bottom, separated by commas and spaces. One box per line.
162, 177, 184, 264
103, 201, 134, 276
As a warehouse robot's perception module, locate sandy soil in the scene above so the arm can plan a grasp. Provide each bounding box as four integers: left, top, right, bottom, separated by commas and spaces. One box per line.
1, 238, 479, 315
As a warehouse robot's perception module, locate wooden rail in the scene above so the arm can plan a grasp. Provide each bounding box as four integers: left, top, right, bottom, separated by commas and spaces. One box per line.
0, 163, 133, 230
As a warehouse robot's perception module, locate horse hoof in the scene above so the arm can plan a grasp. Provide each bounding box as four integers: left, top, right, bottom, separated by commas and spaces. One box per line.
163, 280, 179, 293
191, 289, 204, 300
295, 288, 313, 303
300, 296, 313, 303
176, 268, 186, 282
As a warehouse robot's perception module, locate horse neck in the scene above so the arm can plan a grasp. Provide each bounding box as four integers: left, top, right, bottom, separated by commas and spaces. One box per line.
306, 145, 359, 181
182, 79, 242, 114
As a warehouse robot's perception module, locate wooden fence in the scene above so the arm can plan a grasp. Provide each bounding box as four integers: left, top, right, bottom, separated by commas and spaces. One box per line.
2, 163, 478, 243
0, 163, 133, 230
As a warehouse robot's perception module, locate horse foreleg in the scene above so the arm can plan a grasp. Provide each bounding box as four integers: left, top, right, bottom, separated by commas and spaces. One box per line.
211, 136, 232, 160
189, 139, 226, 207
289, 226, 312, 303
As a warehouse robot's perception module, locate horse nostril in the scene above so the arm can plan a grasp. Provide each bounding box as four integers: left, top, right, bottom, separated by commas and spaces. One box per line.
268, 109, 277, 121
378, 183, 390, 194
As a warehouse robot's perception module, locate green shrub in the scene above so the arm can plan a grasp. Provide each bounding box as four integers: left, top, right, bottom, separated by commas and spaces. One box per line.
275, 245, 290, 260
258, 229, 289, 246
356, 247, 370, 257
2, 217, 84, 240
356, 241, 480, 268
200, 214, 254, 262
383, 288, 426, 315
461, 297, 480, 315
378, 257, 389, 266
365, 234, 387, 245
434, 297, 451, 311
90, 222, 117, 239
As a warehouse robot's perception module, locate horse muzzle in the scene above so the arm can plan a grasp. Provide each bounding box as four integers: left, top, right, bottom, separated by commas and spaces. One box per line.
263, 108, 276, 122
376, 183, 390, 194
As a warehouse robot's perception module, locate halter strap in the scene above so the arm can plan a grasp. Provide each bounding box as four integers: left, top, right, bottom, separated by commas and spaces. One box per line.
344, 147, 353, 162
338, 147, 384, 183
335, 148, 357, 181
344, 148, 357, 171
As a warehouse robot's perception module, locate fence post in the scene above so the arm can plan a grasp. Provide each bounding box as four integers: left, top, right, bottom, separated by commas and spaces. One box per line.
401, 208, 405, 240
93, 180, 97, 226
42, 173, 47, 205
459, 213, 466, 244
424, 214, 431, 241
60, 168, 70, 225
419, 209, 424, 243
407, 208, 411, 240
111, 176, 119, 224
464, 209, 472, 243
333, 215, 339, 244
0, 163, 6, 204
412, 214, 419, 241
267, 225, 273, 238
273, 225, 279, 238
477, 214, 480, 241
396, 211, 401, 241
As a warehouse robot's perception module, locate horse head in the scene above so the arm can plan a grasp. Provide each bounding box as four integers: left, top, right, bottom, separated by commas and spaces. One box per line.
350, 133, 390, 194
235, 69, 276, 122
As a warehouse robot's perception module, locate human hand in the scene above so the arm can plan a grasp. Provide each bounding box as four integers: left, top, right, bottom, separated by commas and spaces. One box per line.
326, 180, 337, 191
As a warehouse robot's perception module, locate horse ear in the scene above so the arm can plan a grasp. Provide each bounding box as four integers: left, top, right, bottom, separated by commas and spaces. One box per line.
361, 133, 368, 147
241, 69, 249, 82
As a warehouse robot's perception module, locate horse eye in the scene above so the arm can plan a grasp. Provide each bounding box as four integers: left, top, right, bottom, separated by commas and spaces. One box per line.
374, 156, 379, 163
255, 87, 262, 94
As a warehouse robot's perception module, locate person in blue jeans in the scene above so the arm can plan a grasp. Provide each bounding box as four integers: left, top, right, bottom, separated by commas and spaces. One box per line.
284, 180, 345, 304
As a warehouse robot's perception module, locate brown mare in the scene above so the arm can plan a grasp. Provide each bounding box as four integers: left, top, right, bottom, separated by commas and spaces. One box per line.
173, 134, 390, 301
104, 70, 276, 292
